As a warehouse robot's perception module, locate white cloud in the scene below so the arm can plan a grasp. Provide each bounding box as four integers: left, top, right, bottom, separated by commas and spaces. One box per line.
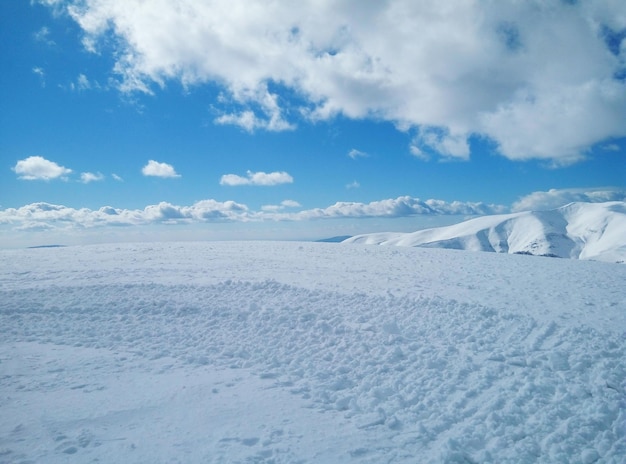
215, 85, 295, 132
142, 160, 180, 178
0, 196, 509, 231
220, 170, 293, 186
70, 73, 96, 92
478, 80, 626, 165
32, 67, 46, 87
512, 188, 626, 212
49, 0, 626, 164
295, 197, 507, 220
215, 111, 261, 132
0, 200, 249, 229
412, 127, 471, 161
13, 156, 72, 180
348, 149, 368, 160
261, 199, 302, 211
142, 200, 248, 222
80, 172, 104, 183
409, 144, 429, 161
346, 181, 360, 189
112, 173, 123, 181
280, 199, 301, 208
33, 26, 55, 46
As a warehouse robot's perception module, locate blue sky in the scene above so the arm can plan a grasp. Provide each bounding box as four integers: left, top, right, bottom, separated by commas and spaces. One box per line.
1, 0, 625, 247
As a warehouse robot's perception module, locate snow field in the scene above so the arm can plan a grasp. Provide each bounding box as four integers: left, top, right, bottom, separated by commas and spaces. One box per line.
1, 242, 625, 463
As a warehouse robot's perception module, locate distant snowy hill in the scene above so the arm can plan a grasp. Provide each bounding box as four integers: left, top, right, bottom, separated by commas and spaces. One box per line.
345, 201, 626, 263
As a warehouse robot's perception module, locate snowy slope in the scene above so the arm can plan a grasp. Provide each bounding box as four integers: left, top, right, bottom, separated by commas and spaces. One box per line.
1, 242, 625, 463
345, 201, 626, 262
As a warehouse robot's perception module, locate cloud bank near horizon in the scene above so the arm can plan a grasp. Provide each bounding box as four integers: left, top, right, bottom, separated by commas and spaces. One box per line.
0, 196, 507, 232
2, 188, 623, 233
40, 0, 626, 165
512, 188, 626, 212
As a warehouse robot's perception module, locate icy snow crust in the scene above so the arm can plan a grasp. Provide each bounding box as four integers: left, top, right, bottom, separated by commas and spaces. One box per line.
1, 241, 625, 463
345, 201, 626, 263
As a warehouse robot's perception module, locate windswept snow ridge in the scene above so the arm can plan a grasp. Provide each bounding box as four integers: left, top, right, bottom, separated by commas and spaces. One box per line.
0, 242, 625, 463
345, 201, 626, 263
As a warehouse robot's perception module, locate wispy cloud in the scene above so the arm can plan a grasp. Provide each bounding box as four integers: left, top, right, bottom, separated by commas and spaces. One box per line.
346, 181, 360, 189
220, 170, 293, 186
512, 188, 626, 212
32, 67, 46, 87
409, 144, 429, 161
215, 86, 295, 132
215, 111, 263, 132
80, 172, 104, 183
412, 127, 470, 161
49, 0, 626, 165
112, 173, 123, 181
70, 73, 97, 92
280, 199, 301, 208
261, 199, 302, 212
13, 156, 72, 181
348, 149, 368, 160
33, 26, 55, 46
141, 160, 180, 178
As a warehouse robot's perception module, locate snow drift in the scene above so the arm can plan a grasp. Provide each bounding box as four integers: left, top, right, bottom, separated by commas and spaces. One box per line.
344, 201, 626, 263
1, 241, 625, 463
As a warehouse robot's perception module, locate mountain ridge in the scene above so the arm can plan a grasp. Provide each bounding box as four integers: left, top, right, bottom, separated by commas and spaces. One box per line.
344, 201, 626, 263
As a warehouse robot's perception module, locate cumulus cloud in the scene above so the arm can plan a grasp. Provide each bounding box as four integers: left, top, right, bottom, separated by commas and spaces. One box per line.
220, 170, 293, 186
0, 196, 509, 231
45, 0, 626, 164
295, 197, 507, 220
13, 156, 72, 180
0, 200, 250, 229
512, 188, 626, 212
142, 160, 180, 178
80, 171, 104, 183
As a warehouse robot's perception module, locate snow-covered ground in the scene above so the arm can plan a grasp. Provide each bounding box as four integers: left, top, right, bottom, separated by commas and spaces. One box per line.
1, 241, 625, 463
345, 201, 626, 263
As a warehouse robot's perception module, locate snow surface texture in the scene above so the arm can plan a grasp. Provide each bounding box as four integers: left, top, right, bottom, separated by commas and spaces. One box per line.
1, 241, 625, 463
345, 201, 626, 263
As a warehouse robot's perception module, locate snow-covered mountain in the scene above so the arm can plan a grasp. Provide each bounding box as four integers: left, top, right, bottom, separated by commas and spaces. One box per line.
345, 201, 626, 263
